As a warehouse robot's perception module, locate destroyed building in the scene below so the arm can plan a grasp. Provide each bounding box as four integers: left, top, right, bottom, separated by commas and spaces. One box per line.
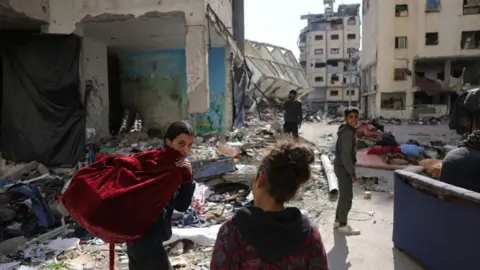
0, 0, 248, 166
360, 0, 480, 119
298, 1, 361, 111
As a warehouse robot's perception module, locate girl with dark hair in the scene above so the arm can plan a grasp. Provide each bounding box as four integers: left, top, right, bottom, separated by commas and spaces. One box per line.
210, 141, 328, 269
127, 121, 196, 270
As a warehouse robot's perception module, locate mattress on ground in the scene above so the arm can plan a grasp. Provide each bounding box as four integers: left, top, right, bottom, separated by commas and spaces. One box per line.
356, 148, 408, 171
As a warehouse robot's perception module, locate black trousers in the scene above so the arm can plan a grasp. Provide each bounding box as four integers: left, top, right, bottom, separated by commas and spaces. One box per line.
127, 234, 172, 270
283, 122, 299, 139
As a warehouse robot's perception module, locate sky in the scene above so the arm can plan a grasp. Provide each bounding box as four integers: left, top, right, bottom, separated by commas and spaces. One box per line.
244, 0, 362, 58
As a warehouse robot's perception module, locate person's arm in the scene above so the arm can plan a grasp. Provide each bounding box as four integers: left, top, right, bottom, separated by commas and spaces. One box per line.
339, 129, 356, 178
210, 221, 240, 269
308, 227, 329, 270
174, 182, 196, 212
297, 101, 303, 125
283, 100, 289, 110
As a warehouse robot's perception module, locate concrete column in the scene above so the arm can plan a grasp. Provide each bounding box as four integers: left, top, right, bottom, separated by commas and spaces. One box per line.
232, 0, 245, 54
82, 37, 110, 139
444, 60, 452, 87
185, 25, 209, 114
41, 0, 76, 34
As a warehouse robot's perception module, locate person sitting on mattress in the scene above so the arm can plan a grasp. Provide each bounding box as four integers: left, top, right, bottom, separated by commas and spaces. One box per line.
441, 130, 480, 192
210, 141, 328, 270
127, 121, 196, 270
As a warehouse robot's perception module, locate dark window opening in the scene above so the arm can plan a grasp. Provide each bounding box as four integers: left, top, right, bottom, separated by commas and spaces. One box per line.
315, 35, 323, 40
315, 76, 324, 82
347, 34, 356, 40
426, 0, 441, 12
347, 90, 355, 96
331, 48, 340, 54
461, 31, 480, 49
425, 32, 439, 45
330, 90, 339, 96
343, 78, 347, 84
326, 60, 339, 67
347, 17, 356, 25
464, 0, 480, 14
394, 68, 407, 80
331, 74, 340, 82
395, 4, 408, 17
395, 36, 408, 49
315, 62, 326, 68
314, 48, 324, 55
331, 34, 339, 40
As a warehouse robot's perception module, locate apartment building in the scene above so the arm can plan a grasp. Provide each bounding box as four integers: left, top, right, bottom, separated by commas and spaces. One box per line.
298, 1, 361, 110
361, 0, 480, 119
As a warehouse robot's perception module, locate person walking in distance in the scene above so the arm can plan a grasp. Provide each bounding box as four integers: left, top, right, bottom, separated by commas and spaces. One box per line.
283, 90, 303, 139
333, 107, 360, 235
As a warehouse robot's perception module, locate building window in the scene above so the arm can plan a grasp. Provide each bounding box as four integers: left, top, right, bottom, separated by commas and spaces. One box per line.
464, 0, 480, 15
461, 31, 480, 49
425, 0, 441, 12
331, 34, 339, 40
330, 74, 340, 83
347, 34, 356, 40
330, 90, 339, 96
347, 17, 356, 25
315, 35, 323, 40
314, 49, 324, 55
395, 36, 408, 49
331, 48, 340, 54
394, 68, 407, 80
314, 62, 326, 68
315, 76, 324, 82
425, 32, 439, 45
395, 4, 408, 17
347, 90, 356, 96
381, 92, 406, 110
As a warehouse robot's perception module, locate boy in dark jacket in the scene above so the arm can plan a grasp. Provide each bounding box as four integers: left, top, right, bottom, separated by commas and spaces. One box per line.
283, 90, 303, 139
333, 107, 360, 235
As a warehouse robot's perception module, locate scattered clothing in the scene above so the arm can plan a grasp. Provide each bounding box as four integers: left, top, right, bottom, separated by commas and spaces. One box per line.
8, 184, 55, 229
400, 144, 425, 158
367, 145, 401, 155
176, 207, 203, 228
376, 132, 398, 147
210, 206, 328, 269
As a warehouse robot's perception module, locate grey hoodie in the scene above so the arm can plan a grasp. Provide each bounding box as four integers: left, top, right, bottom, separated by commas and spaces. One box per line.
333, 123, 357, 178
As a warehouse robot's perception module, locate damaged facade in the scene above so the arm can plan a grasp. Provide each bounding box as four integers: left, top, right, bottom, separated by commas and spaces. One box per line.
298, 1, 361, 111
243, 40, 311, 108
1, 0, 238, 142
361, 0, 480, 119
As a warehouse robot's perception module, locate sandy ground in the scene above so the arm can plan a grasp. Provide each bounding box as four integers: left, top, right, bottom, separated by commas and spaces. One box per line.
298, 122, 460, 270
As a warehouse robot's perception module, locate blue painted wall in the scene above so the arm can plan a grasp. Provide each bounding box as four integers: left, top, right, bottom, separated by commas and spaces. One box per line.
119, 47, 227, 134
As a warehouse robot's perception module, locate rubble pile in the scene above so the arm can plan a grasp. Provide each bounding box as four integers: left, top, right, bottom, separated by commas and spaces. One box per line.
0, 109, 333, 269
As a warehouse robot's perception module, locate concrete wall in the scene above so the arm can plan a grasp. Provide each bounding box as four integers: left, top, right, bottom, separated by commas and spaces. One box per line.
82, 37, 110, 138
119, 47, 228, 135
1, 0, 49, 22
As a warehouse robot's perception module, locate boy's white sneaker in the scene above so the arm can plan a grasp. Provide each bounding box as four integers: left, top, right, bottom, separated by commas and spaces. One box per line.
333, 221, 340, 228
338, 225, 361, 235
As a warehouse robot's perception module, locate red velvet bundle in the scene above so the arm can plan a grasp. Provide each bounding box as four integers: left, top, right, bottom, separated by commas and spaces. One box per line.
61, 147, 192, 243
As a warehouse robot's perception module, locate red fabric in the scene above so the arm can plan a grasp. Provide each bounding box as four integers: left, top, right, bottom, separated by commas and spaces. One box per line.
367, 146, 400, 155
61, 147, 192, 243
356, 123, 379, 139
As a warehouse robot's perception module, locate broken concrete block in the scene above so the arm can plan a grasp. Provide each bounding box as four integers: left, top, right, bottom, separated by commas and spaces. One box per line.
363, 191, 372, 200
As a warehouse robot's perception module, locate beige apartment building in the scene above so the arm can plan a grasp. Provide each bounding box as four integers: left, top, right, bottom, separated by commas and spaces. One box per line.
299, 1, 361, 111
361, 0, 480, 119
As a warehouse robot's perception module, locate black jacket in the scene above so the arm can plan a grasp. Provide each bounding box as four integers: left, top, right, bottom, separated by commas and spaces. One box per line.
440, 147, 480, 192
283, 99, 303, 124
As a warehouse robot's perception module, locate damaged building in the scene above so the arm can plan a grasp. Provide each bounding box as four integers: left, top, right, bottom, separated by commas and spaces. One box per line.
298, 1, 361, 111
361, 0, 480, 119
0, 0, 246, 165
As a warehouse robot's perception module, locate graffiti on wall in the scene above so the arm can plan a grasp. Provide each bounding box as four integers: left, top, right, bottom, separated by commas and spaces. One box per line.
119, 48, 227, 134
193, 47, 227, 134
